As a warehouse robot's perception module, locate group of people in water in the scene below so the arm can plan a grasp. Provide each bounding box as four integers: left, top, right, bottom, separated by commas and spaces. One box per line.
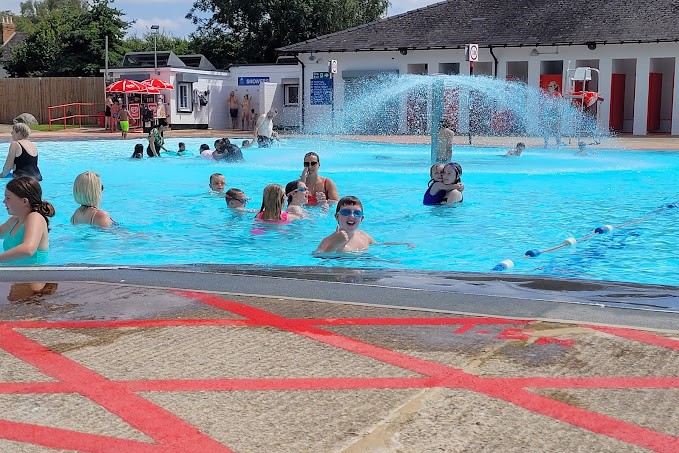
5, 114, 598, 265
0, 127, 422, 264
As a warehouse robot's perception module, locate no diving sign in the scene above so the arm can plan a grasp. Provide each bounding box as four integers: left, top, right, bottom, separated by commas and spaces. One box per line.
467, 43, 479, 62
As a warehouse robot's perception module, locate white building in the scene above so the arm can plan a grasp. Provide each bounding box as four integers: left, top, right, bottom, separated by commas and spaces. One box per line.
278, 0, 679, 136
104, 52, 300, 130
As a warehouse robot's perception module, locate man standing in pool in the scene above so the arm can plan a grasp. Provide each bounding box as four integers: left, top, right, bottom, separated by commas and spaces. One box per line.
436, 120, 455, 162
254, 109, 279, 148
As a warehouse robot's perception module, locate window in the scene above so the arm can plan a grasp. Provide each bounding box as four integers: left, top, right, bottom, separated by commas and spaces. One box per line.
284, 84, 299, 106
177, 82, 193, 112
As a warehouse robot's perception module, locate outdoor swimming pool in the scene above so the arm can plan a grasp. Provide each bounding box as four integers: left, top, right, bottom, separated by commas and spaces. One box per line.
2, 136, 678, 287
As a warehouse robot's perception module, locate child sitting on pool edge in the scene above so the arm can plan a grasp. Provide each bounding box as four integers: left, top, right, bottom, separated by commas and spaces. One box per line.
315, 196, 415, 253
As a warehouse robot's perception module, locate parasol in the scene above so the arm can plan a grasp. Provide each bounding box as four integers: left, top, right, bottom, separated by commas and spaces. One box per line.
105, 79, 148, 93
141, 78, 174, 90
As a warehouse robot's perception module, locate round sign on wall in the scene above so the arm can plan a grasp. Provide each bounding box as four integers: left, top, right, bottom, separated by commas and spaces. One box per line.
468, 43, 479, 62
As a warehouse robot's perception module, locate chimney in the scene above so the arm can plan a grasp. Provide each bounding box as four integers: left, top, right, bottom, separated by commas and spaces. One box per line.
2, 16, 16, 46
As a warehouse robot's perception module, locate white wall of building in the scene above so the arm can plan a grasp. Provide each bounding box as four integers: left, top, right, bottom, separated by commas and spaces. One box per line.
106, 64, 300, 131
295, 42, 679, 136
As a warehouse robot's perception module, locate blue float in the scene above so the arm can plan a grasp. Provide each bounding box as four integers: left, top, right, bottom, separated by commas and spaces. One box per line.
525, 249, 541, 257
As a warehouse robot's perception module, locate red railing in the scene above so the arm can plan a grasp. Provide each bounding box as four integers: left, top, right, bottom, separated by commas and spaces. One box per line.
47, 103, 102, 131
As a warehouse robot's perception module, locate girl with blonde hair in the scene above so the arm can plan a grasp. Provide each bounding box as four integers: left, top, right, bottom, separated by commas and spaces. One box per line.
70, 171, 114, 228
255, 184, 301, 223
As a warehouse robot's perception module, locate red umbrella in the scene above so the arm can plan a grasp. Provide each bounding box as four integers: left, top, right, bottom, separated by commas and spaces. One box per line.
141, 78, 174, 90
143, 85, 161, 94
105, 79, 149, 93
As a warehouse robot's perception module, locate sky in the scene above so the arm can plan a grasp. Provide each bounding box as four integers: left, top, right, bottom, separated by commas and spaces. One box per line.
0, 0, 443, 38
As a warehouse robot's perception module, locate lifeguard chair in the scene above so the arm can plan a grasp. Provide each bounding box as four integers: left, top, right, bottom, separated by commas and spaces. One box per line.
564, 64, 604, 143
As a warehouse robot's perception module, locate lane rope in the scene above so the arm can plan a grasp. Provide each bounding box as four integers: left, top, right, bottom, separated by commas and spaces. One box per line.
492, 200, 678, 271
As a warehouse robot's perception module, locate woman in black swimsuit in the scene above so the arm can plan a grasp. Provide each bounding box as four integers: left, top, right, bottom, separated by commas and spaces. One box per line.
1, 122, 42, 181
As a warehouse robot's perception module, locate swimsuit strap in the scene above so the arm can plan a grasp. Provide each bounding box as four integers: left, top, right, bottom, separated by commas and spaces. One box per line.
9, 218, 20, 236
88, 207, 99, 226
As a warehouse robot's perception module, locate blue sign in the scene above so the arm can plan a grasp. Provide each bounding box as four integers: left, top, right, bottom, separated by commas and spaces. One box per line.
310, 78, 333, 105
238, 77, 270, 86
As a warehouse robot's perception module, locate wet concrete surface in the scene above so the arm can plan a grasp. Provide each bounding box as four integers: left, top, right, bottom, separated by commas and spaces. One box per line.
0, 271, 677, 452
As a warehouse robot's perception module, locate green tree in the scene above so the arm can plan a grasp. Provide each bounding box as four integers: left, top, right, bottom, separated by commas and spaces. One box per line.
122, 32, 192, 56
4, 0, 130, 77
187, 0, 389, 65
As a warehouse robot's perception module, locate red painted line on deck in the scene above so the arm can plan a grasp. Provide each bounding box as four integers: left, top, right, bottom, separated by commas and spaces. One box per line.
0, 382, 69, 394
4, 319, 253, 329
0, 326, 233, 453
0, 419, 164, 453
481, 381, 679, 453
0, 288, 676, 452
584, 324, 679, 350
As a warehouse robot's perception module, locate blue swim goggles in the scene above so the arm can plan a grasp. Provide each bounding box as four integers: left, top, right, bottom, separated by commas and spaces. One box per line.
337, 208, 363, 217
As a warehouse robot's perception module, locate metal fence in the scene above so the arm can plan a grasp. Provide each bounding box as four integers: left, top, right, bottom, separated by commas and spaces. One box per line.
0, 77, 105, 124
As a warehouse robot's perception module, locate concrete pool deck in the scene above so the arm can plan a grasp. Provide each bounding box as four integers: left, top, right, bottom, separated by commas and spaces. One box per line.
0, 267, 677, 452
0, 126, 677, 451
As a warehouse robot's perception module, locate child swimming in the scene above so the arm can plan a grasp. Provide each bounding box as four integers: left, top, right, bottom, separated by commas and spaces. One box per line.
0, 176, 55, 264
209, 173, 226, 194
255, 184, 301, 223
315, 196, 414, 253
285, 179, 309, 218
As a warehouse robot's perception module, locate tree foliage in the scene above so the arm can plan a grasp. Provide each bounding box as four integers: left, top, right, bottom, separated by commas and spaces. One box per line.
187, 0, 389, 66
4, 0, 130, 77
123, 32, 192, 56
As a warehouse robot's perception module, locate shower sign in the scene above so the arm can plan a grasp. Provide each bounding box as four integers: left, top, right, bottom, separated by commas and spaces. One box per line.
310, 77, 333, 105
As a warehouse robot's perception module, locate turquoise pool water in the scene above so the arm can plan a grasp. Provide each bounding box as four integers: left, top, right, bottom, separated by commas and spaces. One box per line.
3, 137, 678, 287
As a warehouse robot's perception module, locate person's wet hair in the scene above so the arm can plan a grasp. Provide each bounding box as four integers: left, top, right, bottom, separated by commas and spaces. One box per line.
335, 195, 363, 214
6, 177, 55, 229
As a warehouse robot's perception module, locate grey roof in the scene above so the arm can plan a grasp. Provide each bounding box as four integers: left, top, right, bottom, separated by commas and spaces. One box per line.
1, 31, 28, 61
119, 52, 216, 70
278, 0, 679, 53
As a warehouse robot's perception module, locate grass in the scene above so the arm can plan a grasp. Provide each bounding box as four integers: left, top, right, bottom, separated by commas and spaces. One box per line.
31, 123, 100, 131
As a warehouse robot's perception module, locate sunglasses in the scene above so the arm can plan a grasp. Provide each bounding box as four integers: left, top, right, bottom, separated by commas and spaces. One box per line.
286, 187, 308, 197
337, 208, 363, 217
303, 161, 319, 167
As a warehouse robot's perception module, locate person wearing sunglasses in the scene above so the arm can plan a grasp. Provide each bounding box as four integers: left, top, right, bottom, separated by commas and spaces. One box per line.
284, 180, 310, 218
315, 196, 415, 253
300, 151, 339, 207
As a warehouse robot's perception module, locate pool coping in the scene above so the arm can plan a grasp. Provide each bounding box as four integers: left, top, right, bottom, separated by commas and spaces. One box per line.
1, 266, 677, 332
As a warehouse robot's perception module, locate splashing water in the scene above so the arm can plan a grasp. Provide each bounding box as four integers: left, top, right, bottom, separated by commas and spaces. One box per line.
304, 73, 606, 143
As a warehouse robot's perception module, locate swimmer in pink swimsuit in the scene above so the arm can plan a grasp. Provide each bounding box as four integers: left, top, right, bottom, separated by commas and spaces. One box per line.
254, 184, 302, 223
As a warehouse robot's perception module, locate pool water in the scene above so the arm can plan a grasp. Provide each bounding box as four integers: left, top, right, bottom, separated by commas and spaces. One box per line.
3, 137, 678, 287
